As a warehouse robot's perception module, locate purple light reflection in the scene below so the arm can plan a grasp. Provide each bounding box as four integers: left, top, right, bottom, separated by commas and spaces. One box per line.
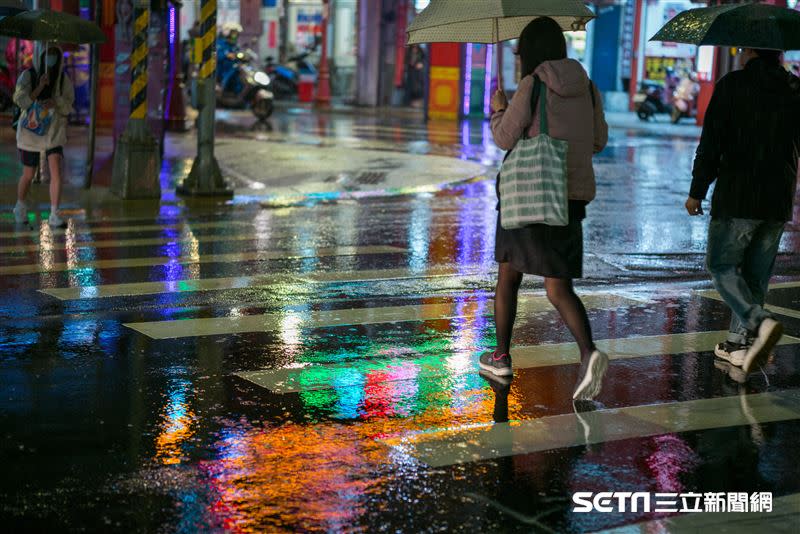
484, 44, 493, 116
463, 44, 473, 117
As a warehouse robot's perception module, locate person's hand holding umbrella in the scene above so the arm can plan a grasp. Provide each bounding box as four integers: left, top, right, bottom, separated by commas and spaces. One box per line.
491, 88, 508, 113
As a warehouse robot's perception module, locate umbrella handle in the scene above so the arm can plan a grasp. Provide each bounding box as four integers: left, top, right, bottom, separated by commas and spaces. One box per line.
494, 18, 503, 95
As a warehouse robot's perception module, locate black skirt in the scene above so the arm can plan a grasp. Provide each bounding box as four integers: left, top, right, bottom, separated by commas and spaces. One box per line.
495, 200, 586, 279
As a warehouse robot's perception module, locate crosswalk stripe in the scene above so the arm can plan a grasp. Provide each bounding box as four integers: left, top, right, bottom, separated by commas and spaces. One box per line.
397, 388, 800, 468
0, 245, 405, 276
235, 330, 800, 394
38, 266, 492, 300
123, 293, 644, 340
40, 274, 301, 300
0, 230, 303, 254
766, 281, 800, 290
0, 220, 250, 239
0, 210, 225, 226
697, 289, 800, 320
592, 493, 800, 533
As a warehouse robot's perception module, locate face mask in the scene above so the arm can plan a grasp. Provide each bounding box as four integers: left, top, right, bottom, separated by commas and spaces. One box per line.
46, 54, 58, 67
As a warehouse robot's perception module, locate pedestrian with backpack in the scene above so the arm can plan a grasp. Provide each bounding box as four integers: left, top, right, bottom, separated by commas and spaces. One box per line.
480, 17, 609, 400
12, 44, 74, 228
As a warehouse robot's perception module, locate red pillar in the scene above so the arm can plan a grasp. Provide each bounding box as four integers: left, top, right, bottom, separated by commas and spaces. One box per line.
97, 0, 116, 127
315, 0, 331, 106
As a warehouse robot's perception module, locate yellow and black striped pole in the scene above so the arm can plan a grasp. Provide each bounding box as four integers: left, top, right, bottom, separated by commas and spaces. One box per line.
199, 0, 216, 82
110, 0, 161, 199
129, 5, 149, 120
178, 0, 232, 196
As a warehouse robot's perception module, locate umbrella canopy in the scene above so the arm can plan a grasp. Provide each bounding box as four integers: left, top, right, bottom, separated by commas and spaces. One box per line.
650, 3, 800, 51
0, 0, 26, 17
407, 0, 595, 45
0, 9, 105, 44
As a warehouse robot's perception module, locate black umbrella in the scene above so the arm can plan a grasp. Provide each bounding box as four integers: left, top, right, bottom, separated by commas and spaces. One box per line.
651, 3, 800, 50
0, 0, 26, 17
0, 9, 105, 44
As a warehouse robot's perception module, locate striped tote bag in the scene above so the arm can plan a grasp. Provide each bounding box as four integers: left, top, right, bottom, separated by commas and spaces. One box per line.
499, 79, 569, 229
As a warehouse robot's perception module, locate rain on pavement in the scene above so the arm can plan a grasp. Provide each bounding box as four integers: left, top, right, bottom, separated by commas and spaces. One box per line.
1, 109, 800, 532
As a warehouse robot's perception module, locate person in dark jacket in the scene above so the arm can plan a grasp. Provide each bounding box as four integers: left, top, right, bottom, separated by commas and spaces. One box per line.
686, 48, 800, 375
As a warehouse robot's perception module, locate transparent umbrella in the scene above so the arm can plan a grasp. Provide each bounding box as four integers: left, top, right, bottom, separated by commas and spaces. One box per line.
407, 0, 595, 89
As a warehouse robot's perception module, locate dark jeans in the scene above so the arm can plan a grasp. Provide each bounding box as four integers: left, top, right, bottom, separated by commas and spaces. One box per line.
706, 218, 785, 344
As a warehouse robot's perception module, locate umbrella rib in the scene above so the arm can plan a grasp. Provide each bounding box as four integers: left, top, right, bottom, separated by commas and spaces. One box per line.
409, 14, 566, 32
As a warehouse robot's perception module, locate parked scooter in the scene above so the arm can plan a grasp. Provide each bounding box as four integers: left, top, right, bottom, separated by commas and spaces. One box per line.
633, 69, 679, 121
670, 73, 700, 124
216, 50, 274, 122
264, 49, 318, 100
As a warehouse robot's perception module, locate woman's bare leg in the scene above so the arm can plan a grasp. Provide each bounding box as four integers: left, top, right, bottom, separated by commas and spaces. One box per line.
544, 277, 596, 360
494, 262, 524, 354
18, 165, 37, 203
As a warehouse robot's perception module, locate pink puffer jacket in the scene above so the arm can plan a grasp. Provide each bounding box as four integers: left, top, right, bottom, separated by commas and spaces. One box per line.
491, 58, 608, 202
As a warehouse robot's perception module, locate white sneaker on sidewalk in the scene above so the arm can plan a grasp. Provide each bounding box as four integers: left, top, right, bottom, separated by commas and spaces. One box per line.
48, 211, 67, 228
742, 318, 783, 374
572, 350, 609, 401
13, 201, 28, 223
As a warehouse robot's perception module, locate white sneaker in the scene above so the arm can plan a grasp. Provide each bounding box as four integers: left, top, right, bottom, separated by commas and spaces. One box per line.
13, 200, 28, 223
572, 350, 609, 401
714, 341, 747, 367
742, 318, 783, 374
48, 211, 66, 228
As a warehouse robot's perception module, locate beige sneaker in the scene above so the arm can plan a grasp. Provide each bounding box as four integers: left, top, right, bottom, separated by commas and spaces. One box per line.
714, 341, 747, 367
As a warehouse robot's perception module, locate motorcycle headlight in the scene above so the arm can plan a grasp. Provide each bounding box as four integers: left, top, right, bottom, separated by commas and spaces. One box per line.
254, 72, 270, 86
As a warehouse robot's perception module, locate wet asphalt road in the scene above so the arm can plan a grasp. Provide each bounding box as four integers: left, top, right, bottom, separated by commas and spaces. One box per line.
1, 109, 800, 532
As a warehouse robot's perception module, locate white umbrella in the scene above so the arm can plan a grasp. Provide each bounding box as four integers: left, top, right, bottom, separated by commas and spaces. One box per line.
407, 0, 595, 89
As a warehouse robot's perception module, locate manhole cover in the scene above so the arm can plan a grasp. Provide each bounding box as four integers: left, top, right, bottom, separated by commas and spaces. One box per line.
356, 172, 387, 185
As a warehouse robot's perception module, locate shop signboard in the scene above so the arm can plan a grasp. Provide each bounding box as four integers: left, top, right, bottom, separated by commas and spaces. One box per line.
644, 56, 694, 80
644, 0, 696, 81
427, 43, 460, 120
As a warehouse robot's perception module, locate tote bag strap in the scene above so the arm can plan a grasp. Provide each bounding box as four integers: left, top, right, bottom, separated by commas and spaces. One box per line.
539, 82, 548, 136
522, 75, 543, 140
